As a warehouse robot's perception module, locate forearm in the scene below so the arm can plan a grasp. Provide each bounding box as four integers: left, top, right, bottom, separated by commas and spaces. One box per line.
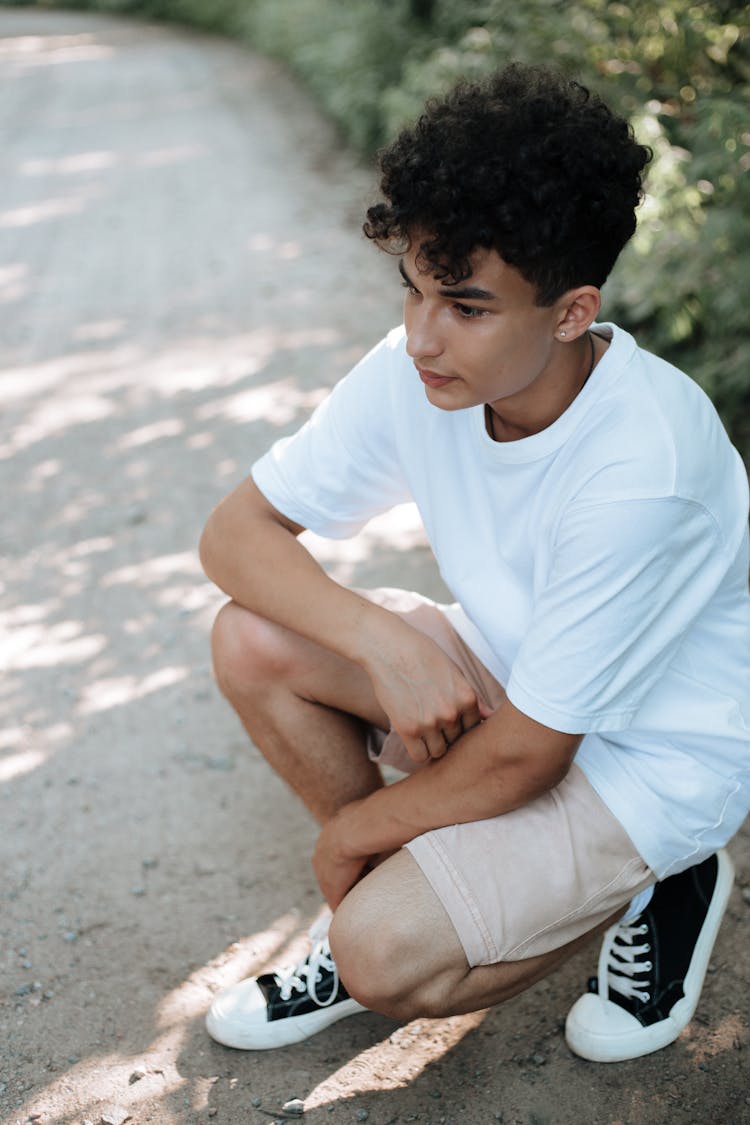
200, 477, 406, 668
331, 700, 580, 858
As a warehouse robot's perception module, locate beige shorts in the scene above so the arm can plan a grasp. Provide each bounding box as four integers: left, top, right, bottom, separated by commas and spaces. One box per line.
363, 588, 654, 968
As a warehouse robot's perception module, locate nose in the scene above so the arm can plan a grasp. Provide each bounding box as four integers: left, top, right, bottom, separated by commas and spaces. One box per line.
405, 303, 443, 361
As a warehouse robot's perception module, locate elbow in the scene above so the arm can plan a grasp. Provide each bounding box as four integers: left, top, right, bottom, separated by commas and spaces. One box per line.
199, 513, 222, 585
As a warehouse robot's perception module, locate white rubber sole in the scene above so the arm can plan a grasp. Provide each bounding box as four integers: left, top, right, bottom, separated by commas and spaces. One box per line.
205, 977, 367, 1050
565, 849, 735, 1063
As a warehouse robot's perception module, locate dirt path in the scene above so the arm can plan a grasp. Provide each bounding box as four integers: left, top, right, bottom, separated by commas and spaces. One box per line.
1, 10, 748, 1125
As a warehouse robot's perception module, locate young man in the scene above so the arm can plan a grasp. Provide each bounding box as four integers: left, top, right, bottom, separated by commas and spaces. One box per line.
200, 65, 750, 1062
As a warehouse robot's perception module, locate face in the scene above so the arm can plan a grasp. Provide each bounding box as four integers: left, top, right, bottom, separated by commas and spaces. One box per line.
400, 241, 566, 416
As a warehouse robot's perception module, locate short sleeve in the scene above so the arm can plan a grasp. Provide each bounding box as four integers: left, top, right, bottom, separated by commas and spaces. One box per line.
251, 334, 412, 538
506, 497, 725, 732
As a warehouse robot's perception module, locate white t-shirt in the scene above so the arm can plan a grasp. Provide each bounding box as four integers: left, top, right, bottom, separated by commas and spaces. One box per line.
252, 323, 750, 878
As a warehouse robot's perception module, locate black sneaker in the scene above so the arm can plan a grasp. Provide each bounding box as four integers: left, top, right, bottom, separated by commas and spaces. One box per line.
206, 919, 366, 1049
565, 849, 734, 1062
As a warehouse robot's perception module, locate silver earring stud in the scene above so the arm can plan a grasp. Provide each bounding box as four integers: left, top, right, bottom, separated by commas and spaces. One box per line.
560, 329, 567, 337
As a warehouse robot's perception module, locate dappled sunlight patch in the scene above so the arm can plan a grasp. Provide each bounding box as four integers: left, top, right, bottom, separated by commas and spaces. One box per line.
15, 1036, 187, 1125
27, 456, 63, 490
0, 326, 345, 459
135, 144, 205, 169
103, 550, 202, 589
0, 598, 57, 629
247, 232, 304, 260
20, 150, 118, 177
78, 665, 189, 714
1, 618, 106, 671
0, 748, 46, 783
69, 534, 116, 558
186, 431, 214, 450
153, 579, 221, 615
0, 345, 142, 410
0, 261, 30, 303
0, 31, 114, 66
302, 502, 429, 583
681, 1012, 747, 1064
11, 390, 115, 443
155, 910, 303, 1030
0, 190, 99, 229
307, 1010, 488, 1107
196, 376, 328, 428
72, 317, 127, 343
118, 417, 185, 450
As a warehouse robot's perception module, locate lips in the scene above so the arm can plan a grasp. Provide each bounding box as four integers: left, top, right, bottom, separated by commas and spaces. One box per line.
416, 366, 455, 388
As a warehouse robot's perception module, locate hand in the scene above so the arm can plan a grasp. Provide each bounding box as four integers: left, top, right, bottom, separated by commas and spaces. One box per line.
364, 622, 492, 764
312, 813, 371, 910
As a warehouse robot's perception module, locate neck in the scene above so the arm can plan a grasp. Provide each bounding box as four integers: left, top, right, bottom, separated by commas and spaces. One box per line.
486, 331, 597, 442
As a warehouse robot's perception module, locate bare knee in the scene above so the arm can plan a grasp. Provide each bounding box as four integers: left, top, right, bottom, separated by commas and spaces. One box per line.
210, 601, 299, 700
329, 894, 455, 1021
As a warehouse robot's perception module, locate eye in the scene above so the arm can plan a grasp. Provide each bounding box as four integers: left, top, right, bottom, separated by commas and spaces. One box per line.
401, 280, 420, 297
454, 303, 487, 319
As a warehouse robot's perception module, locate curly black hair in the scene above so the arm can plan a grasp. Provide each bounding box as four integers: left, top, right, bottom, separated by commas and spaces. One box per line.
363, 64, 651, 305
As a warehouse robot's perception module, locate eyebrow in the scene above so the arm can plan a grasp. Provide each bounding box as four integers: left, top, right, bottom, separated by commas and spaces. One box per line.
398, 259, 498, 302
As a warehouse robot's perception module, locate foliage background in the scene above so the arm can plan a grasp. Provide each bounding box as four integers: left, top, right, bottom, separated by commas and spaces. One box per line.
5, 0, 750, 463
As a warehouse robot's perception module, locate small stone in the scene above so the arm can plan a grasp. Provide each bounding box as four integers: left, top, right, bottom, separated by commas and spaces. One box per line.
142, 857, 159, 869
742, 887, 750, 906
355, 1113, 369, 1123
129, 1067, 147, 1084
101, 1108, 131, 1125
282, 1099, 305, 1116
29, 1115, 43, 1122
22, 960, 33, 970
63, 931, 79, 943
15, 983, 32, 996
131, 885, 146, 897
531, 1053, 546, 1066
205, 756, 235, 772
68, 1055, 80, 1064
207, 1111, 217, 1119
251, 1098, 262, 1108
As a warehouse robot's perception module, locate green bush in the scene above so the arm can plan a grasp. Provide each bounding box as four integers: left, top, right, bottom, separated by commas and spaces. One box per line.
5, 0, 749, 462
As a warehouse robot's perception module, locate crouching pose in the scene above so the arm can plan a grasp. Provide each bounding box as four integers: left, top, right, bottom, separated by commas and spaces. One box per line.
200, 64, 749, 1062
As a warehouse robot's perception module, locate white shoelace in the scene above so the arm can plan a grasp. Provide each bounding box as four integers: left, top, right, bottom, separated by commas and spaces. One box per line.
597, 918, 653, 1004
276, 913, 339, 1008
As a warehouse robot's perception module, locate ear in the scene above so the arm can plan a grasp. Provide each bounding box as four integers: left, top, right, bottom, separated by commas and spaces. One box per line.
554, 286, 601, 342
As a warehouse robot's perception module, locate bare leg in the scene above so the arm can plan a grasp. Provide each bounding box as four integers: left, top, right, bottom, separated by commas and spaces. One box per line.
210, 600, 390, 823
330, 850, 624, 1021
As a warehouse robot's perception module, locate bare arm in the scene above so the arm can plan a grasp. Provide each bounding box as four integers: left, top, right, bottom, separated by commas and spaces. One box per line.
200, 476, 485, 759
313, 699, 582, 907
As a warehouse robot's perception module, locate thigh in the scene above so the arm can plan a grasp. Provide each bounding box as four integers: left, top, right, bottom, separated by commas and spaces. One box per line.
405, 763, 654, 967
329, 848, 629, 1020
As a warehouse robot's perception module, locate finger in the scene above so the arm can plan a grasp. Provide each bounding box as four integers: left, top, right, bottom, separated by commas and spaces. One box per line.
404, 736, 431, 764
441, 721, 464, 746
423, 729, 450, 760
459, 701, 484, 733
478, 697, 496, 720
